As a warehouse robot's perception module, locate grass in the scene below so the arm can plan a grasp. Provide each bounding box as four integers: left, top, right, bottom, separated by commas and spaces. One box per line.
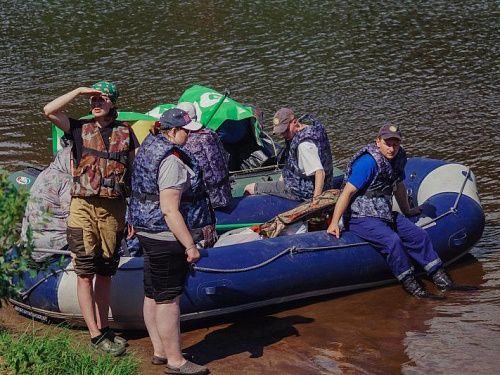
0, 327, 140, 375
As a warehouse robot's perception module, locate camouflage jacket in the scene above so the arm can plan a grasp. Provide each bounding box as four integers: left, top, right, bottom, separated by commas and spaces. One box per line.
183, 129, 231, 208
282, 115, 334, 200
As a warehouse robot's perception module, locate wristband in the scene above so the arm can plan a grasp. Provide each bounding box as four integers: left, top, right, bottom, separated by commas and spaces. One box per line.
185, 245, 197, 254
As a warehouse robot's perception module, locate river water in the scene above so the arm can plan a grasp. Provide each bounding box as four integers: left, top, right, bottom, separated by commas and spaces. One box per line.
0, 1, 498, 374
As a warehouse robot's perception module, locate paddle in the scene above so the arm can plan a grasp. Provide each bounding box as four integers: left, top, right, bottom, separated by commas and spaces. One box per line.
204, 88, 230, 128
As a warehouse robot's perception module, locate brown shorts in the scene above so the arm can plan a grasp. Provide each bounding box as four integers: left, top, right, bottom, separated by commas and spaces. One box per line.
67, 196, 126, 276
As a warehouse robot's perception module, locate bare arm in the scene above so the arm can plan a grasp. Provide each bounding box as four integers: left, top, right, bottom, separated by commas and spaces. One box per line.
160, 188, 201, 263
326, 182, 358, 238
394, 181, 421, 217
43, 87, 102, 133
313, 168, 325, 197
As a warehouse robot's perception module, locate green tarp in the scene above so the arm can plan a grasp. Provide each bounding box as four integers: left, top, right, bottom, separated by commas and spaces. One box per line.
148, 85, 262, 140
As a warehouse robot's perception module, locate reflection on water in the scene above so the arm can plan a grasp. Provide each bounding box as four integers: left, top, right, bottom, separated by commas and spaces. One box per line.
1, 0, 498, 373
402, 228, 500, 375
403, 234, 500, 374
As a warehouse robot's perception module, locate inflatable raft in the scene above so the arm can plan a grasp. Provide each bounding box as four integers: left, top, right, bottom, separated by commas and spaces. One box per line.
9, 157, 484, 328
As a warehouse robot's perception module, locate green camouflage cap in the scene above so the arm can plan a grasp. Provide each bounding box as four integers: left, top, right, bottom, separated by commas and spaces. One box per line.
91, 81, 119, 103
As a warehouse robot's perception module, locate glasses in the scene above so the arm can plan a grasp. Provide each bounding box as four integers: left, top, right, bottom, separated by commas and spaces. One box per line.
90, 95, 112, 105
89, 96, 106, 107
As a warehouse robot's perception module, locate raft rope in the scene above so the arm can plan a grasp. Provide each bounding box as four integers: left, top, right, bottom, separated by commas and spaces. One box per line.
415, 168, 470, 228
262, 130, 281, 171
18, 265, 143, 301
192, 242, 367, 273
192, 168, 472, 273
18, 168, 471, 299
19, 268, 69, 300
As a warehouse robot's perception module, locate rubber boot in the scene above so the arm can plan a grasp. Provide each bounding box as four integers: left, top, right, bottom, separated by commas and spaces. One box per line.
401, 274, 445, 300
432, 268, 478, 291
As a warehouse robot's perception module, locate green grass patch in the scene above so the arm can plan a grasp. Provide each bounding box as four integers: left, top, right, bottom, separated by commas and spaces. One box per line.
0, 328, 139, 375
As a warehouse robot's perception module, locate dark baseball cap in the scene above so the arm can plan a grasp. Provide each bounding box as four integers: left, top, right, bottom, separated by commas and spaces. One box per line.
159, 108, 203, 131
272, 108, 295, 135
378, 123, 402, 140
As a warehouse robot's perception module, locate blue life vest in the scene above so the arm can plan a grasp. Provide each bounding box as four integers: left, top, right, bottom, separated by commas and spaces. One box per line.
183, 129, 231, 208
282, 115, 334, 200
129, 132, 215, 232
345, 143, 407, 222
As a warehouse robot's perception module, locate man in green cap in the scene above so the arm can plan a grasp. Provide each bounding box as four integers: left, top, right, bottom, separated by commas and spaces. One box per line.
44, 81, 139, 356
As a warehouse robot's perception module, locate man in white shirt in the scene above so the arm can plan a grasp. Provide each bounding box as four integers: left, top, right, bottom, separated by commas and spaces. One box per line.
244, 108, 334, 201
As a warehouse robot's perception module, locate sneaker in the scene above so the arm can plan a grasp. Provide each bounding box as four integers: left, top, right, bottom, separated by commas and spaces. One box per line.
164, 359, 209, 375
91, 336, 126, 357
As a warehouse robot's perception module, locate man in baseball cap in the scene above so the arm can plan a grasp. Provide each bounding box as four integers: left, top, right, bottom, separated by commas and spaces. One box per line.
378, 123, 402, 141
327, 123, 475, 299
244, 107, 334, 201
271, 108, 296, 138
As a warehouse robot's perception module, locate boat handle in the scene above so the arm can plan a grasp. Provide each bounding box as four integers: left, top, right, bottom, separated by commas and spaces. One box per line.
204, 287, 218, 295
451, 232, 468, 246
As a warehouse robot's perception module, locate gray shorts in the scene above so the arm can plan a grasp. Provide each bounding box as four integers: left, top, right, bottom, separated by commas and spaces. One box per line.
253, 180, 301, 201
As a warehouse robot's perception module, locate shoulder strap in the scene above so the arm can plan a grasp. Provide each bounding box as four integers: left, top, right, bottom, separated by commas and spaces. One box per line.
81, 147, 129, 164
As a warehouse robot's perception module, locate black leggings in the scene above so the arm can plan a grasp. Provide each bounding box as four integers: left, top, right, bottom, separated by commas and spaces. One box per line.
137, 235, 189, 303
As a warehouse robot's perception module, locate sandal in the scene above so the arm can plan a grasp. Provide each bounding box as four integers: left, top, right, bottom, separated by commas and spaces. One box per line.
164, 360, 209, 375
91, 336, 126, 357
152, 355, 168, 365
103, 328, 128, 347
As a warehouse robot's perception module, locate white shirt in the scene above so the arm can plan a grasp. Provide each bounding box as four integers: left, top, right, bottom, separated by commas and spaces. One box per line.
297, 141, 323, 176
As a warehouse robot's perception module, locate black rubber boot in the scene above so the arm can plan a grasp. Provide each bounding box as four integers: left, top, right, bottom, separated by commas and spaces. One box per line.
401, 274, 445, 299
432, 268, 478, 291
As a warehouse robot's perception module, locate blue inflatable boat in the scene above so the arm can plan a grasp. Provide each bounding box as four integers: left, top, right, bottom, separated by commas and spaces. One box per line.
9, 158, 484, 329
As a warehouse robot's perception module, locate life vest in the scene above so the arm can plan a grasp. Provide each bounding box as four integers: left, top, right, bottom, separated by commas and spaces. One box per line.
71, 120, 130, 198
129, 132, 215, 233
282, 115, 334, 200
345, 143, 407, 222
183, 129, 231, 208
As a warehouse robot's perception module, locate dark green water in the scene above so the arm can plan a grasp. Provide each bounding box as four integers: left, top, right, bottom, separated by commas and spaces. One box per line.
1, 1, 498, 373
